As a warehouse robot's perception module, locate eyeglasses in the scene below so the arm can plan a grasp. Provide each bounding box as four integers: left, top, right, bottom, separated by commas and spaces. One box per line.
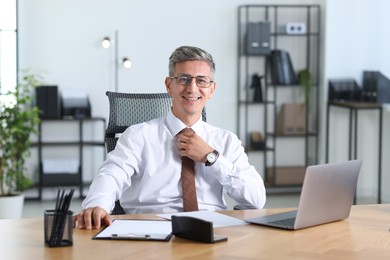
170, 73, 213, 88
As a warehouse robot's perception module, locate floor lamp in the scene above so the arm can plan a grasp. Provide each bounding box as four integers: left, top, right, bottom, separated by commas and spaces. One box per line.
102, 30, 132, 92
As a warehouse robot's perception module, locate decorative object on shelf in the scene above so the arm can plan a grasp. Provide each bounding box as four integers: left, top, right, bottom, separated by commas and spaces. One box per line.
0, 72, 41, 218
101, 30, 132, 92
250, 74, 263, 102
249, 132, 265, 150
285, 22, 306, 35
269, 50, 299, 85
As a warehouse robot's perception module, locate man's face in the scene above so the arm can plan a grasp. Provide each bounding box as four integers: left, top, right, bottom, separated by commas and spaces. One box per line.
165, 60, 216, 123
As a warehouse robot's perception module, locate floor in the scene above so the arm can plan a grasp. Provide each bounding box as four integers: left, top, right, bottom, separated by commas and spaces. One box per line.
22, 189, 301, 218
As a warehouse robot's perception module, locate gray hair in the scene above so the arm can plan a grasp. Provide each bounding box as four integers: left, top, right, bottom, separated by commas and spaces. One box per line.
168, 46, 215, 78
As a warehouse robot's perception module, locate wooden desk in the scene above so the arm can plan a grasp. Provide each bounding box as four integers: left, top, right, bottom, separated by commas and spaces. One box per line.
2, 205, 390, 259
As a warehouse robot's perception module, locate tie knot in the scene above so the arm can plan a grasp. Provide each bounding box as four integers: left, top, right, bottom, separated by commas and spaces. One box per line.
179, 128, 194, 135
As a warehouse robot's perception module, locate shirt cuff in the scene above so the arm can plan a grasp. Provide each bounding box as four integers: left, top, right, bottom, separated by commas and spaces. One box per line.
210, 155, 234, 184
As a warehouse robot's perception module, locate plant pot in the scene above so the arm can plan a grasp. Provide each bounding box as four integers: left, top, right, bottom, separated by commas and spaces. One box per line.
0, 193, 25, 219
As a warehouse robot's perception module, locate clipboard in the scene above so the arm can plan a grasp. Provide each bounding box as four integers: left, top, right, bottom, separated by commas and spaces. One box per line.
93, 219, 172, 241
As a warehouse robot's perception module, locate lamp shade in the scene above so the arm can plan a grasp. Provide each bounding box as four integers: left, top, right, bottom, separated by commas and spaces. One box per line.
102, 36, 111, 48
122, 57, 132, 69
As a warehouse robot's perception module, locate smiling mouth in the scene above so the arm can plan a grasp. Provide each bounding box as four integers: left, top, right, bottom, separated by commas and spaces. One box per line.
183, 96, 201, 101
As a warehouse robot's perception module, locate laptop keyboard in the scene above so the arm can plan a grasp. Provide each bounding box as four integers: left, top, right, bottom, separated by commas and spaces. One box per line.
268, 217, 296, 226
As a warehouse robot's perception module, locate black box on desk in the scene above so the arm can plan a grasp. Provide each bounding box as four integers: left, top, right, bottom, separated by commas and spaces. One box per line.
62, 97, 91, 119
35, 86, 62, 119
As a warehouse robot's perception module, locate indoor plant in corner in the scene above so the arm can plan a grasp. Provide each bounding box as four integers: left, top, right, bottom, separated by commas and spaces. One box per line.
0, 73, 41, 219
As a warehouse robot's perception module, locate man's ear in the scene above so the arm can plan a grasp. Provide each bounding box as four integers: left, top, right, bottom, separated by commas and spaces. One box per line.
208, 82, 216, 99
165, 77, 172, 96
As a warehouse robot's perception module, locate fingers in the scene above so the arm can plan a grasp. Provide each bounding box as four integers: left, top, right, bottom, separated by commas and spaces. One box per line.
177, 131, 196, 156
176, 131, 212, 162
102, 214, 113, 226
73, 207, 111, 230
177, 130, 195, 144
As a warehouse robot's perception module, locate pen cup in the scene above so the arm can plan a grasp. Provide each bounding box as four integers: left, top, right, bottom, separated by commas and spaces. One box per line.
44, 210, 73, 247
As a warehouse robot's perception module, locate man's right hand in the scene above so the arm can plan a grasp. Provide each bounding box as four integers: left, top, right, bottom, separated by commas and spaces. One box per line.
72, 206, 112, 230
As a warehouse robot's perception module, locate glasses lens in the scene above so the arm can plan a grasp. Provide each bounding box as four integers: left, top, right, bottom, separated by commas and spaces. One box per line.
177, 74, 192, 86
196, 76, 210, 88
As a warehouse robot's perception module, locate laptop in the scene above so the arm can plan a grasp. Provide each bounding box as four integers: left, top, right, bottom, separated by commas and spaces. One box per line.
246, 160, 362, 230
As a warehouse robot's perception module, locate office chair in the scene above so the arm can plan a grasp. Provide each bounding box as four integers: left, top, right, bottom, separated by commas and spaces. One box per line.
105, 91, 206, 214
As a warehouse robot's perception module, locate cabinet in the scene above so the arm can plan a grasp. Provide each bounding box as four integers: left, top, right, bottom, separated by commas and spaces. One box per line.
35, 118, 106, 199
237, 5, 321, 190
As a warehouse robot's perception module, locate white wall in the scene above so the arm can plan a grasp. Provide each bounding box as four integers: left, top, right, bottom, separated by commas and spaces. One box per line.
19, 0, 390, 201
324, 0, 390, 201
19, 0, 324, 186
19, 0, 322, 132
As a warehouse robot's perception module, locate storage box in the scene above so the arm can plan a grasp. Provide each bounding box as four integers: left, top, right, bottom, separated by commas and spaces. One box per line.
266, 167, 306, 186
277, 103, 306, 135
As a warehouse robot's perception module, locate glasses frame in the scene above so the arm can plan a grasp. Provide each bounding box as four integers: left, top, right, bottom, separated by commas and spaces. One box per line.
170, 73, 214, 88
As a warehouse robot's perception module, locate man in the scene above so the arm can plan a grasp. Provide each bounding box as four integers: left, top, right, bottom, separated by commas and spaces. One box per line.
73, 46, 266, 229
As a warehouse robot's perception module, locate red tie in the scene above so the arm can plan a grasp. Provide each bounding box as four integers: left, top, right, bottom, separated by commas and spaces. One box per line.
180, 128, 199, 211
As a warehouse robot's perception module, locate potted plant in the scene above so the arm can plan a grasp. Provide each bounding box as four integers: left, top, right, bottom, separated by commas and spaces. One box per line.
0, 73, 41, 218
297, 68, 314, 135
298, 68, 314, 106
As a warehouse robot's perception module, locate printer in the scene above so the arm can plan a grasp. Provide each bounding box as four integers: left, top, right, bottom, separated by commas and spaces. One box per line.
61, 89, 91, 118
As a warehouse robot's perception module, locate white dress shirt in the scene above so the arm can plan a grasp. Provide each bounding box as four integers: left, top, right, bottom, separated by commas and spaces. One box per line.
82, 111, 266, 214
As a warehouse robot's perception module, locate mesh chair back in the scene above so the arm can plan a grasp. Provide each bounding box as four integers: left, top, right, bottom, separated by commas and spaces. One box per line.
105, 92, 173, 153
105, 91, 206, 153
105, 91, 206, 215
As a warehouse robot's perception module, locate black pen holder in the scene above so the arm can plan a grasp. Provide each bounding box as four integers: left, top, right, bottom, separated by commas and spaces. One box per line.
44, 210, 73, 247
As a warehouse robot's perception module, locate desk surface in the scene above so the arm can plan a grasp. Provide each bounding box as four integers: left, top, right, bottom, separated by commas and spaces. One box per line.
329, 101, 382, 109
2, 204, 390, 259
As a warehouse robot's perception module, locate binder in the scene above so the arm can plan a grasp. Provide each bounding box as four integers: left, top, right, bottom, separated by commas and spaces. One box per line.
245, 22, 271, 55
270, 50, 299, 85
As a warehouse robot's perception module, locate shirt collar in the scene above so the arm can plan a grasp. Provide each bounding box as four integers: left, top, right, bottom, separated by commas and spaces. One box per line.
166, 110, 204, 136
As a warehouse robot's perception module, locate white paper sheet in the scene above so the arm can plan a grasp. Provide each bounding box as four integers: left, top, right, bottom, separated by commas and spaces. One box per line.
94, 220, 172, 240
157, 211, 247, 227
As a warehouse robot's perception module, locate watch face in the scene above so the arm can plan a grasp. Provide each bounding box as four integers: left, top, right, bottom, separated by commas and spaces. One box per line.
207, 152, 217, 163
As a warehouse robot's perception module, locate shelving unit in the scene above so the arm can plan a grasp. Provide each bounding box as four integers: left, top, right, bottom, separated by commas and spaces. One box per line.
35, 117, 106, 199
237, 5, 321, 190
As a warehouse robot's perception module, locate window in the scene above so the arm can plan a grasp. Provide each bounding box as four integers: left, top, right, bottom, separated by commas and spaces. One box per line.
0, 0, 17, 95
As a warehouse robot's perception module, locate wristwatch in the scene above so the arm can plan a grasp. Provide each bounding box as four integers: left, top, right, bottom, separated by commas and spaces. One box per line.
205, 150, 219, 166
